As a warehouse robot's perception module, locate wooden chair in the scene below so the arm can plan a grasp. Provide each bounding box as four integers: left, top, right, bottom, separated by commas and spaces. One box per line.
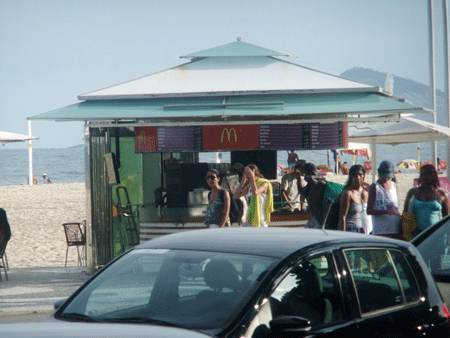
63, 223, 86, 267
0, 238, 8, 281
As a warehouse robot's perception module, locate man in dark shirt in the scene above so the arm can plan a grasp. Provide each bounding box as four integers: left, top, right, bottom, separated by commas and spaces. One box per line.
298, 163, 327, 228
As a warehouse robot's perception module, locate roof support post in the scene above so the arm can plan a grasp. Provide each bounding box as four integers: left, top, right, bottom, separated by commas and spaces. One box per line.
428, 0, 438, 166
28, 120, 34, 186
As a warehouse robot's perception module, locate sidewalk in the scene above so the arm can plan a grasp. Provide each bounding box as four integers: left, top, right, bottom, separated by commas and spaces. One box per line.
0, 266, 91, 316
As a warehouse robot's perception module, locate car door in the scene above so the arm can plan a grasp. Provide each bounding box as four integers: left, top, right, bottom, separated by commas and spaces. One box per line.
413, 215, 450, 305
247, 251, 361, 337
340, 247, 434, 337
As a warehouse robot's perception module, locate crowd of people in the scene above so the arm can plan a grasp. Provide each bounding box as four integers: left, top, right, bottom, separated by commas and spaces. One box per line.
203, 159, 449, 242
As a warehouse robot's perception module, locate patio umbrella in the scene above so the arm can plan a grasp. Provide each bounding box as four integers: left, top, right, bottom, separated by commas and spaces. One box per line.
0, 131, 38, 144
341, 143, 372, 164
397, 159, 418, 170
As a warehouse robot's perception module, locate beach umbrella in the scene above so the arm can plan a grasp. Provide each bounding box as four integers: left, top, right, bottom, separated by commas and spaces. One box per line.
0, 131, 38, 144
397, 159, 418, 169
341, 143, 372, 165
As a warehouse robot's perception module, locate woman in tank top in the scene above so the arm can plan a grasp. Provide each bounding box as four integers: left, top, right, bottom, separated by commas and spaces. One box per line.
403, 164, 449, 238
367, 161, 402, 239
338, 165, 367, 233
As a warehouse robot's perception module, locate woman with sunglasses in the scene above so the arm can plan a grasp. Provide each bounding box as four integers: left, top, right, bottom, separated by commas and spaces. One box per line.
204, 169, 231, 228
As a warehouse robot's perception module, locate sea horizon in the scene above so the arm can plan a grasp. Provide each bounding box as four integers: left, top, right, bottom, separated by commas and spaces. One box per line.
1, 141, 447, 186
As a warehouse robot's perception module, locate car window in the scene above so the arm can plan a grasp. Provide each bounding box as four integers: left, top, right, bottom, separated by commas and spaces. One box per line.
344, 249, 420, 315
415, 220, 450, 278
269, 254, 344, 327
60, 249, 276, 329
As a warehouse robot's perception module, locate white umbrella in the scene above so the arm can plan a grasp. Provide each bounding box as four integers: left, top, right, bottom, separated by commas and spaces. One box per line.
0, 131, 38, 144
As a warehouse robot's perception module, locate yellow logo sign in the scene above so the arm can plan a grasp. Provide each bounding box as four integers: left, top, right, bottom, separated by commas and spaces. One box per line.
221, 128, 238, 143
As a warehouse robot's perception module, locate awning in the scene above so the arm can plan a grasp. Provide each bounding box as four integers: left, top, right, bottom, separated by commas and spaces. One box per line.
28, 92, 430, 125
349, 116, 450, 145
0, 131, 39, 144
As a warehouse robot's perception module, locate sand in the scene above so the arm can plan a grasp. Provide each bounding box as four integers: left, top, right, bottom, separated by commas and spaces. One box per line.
0, 173, 435, 268
0, 183, 86, 268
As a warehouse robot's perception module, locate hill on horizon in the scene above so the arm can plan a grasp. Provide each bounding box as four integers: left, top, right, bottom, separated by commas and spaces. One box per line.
340, 67, 447, 126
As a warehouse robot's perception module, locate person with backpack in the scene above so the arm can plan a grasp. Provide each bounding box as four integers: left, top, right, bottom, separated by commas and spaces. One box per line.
338, 165, 367, 233
204, 169, 231, 228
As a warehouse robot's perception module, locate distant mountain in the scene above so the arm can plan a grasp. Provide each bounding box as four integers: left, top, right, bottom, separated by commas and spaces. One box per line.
340, 67, 447, 126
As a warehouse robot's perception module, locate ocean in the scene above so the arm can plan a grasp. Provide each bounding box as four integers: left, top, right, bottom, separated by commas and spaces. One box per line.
0, 141, 447, 186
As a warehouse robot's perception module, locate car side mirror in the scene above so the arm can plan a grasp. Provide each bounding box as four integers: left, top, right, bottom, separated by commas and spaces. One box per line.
54, 298, 67, 310
270, 315, 312, 333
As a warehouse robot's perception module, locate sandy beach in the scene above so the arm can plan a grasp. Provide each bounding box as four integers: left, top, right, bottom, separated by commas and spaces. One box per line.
0, 183, 87, 268
1, 173, 444, 268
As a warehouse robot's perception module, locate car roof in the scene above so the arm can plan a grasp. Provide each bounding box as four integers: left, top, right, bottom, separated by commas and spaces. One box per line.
137, 228, 409, 259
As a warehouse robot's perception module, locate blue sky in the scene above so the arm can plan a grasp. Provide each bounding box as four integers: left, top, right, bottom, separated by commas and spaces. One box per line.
1, 0, 448, 148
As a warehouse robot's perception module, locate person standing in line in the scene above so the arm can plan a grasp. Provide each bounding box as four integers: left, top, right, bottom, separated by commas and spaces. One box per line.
299, 163, 327, 229
280, 160, 307, 212
287, 150, 299, 168
204, 169, 231, 228
404, 164, 449, 238
366, 160, 402, 240
338, 165, 367, 233
234, 164, 274, 227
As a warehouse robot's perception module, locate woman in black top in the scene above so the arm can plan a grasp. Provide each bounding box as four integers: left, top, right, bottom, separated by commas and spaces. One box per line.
204, 169, 231, 228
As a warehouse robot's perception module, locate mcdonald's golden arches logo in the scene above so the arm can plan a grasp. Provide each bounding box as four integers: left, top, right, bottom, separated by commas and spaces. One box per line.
221, 128, 238, 143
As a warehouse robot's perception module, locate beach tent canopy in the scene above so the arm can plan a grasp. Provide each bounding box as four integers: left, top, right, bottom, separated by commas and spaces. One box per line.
0, 131, 38, 144
28, 40, 431, 125
349, 116, 450, 145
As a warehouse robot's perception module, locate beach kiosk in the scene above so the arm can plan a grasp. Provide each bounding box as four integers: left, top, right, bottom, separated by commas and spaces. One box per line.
28, 40, 429, 270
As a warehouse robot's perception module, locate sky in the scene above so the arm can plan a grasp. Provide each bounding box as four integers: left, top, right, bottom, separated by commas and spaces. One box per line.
1, 0, 449, 149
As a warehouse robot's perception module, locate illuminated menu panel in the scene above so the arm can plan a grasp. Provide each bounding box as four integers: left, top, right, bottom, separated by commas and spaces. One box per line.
259, 124, 303, 150
157, 126, 202, 152
135, 123, 345, 152
310, 123, 343, 149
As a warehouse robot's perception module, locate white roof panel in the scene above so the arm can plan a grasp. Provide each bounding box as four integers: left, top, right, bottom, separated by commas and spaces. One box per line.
79, 56, 378, 100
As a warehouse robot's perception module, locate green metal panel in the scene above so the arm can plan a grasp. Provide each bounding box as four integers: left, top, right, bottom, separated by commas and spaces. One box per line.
111, 136, 142, 257
181, 40, 289, 58
28, 93, 428, 122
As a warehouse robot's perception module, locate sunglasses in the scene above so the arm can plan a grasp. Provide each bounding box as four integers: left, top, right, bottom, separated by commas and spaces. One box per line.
206, 175, 218, 180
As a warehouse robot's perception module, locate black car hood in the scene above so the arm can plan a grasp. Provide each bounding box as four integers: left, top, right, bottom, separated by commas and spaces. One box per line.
0, 322, 212, 338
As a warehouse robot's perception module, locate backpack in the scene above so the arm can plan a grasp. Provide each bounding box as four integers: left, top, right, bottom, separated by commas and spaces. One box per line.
208, 189, 243, 225
316, 181, 344, 230
319, 197, 340, 230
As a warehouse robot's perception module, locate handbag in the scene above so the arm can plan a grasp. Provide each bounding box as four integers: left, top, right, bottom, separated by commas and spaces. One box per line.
402, 195, 417, 242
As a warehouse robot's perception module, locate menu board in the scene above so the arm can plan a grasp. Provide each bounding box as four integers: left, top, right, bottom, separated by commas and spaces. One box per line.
136, 122, 346, 152
260, 124, 311, 150
310, 123, 344, 149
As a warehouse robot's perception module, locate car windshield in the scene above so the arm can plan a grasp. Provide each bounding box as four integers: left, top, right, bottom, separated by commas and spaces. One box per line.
58, 248, 276, 329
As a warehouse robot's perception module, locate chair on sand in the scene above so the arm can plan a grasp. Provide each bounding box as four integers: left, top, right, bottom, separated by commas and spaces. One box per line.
63, 222, 86, 267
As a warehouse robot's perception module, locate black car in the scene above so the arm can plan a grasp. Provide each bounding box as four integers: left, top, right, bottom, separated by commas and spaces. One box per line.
3, 228, 450, 337
412, 214, 450, 306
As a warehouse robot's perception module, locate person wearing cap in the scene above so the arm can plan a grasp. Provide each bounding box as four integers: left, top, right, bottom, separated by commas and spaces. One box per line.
366, 160, 402, 239
299, 162, 327, 228
280, 160, 307, 212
